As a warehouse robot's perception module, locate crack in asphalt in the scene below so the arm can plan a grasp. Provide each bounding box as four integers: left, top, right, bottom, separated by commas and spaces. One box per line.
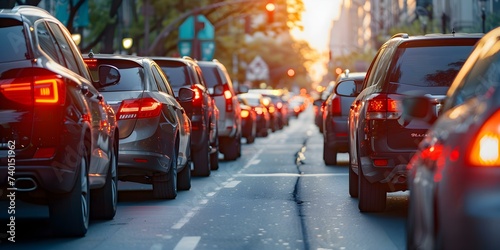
293, 136, 309, 250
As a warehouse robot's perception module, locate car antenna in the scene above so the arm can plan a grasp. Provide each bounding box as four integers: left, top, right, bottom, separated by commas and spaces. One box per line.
88, 49, 94, 58
452, 28, 455, 36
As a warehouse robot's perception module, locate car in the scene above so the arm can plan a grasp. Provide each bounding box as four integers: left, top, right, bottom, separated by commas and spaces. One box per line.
83, 53, 193, 199
314, 80, 336, 133
322, 71, 366, 165
238, 92, 271, 137
405, 27, 500, 249
335, 32, 482, 212
197, 60, 243, 160
249, 88, 289, 130
239, 103, 257, 144
153, 56, 221, 176
0, 6, 120, 236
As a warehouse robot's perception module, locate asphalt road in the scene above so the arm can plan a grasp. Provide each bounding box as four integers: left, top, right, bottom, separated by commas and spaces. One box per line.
0, 106, 408, 250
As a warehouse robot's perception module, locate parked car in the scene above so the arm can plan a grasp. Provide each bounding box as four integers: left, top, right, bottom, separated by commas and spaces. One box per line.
84, 53, 193, 199
335, 32, 482, 212
322, 72, 366, 165
314, 80, 336, 133
0, 6, 120, 236
197, 60, 243, 160
405, 27, 500, 250
153, 56, 221, 176
239, 103, 257, 144
238, 93, 271, 137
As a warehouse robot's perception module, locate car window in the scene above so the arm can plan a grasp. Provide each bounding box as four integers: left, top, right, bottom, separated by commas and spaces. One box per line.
446, 50, 500, 109
200, 65, 220, 88
151, 65, 168, 93
88, 60, 144, 91
47, 21, 81, 75
389, 45, 474, 87
154, 65, 175, 96
37, 21, 63, 64
0, 19, 29, 62
160, 65, 189, 87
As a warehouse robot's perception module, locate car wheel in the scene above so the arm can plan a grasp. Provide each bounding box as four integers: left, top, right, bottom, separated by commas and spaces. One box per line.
192, 138, 211, 177
152, 150, 177, 199
177, 161, 192, 191
90, 141, 118, 220
222, 136, 239, 161
246, 133, 255, 144
358, 163, 386, 212
323, 142, 337, 166
49, 144, 90, 236
348, 165, 358, 198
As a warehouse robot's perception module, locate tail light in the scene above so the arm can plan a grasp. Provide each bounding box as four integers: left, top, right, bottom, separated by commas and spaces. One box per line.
83, 58, 97, 68
254, 107, 263, 115
193, 87, 203, 107
1, 75, 66, 105
117, 97, 162, 120
366, 93, 400, 120
330, 95, 341, 116
223, 85, 233, 112
467, 110, 500, 166
241, 109, 250, 118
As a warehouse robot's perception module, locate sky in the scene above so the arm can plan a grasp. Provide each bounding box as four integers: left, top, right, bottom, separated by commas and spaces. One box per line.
291, 0, 342, 83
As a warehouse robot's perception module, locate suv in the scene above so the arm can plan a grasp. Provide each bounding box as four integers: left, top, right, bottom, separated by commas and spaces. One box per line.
153, 57, 221, 176
0, 6, 120, 236
197, 60, 242, 160
84, 54, 193, 199
335, 33, 482, 212
322, 71, 366, 165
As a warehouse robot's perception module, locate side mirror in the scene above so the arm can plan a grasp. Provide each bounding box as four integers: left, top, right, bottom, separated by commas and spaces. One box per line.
335, 80, 358, 97
178, 87, 194, 102
213, 84, 224, 96
98, 65, 120, 86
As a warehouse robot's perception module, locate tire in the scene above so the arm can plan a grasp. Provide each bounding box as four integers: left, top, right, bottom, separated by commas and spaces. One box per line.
348, 165, 358, 198
177, 161, 192, 191
246, 134, 255, 144
323, 142, 337, 166
152, 150, 177, 199
192, 139, 211, 177
358, 164, 386, 212
222, 136, 239, 161
210, 137, 219, 170
49, 144, 90, 237
90, 141, 118, 220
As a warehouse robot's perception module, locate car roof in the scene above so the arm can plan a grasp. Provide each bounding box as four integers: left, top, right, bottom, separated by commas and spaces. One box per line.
84, 53, 150, 65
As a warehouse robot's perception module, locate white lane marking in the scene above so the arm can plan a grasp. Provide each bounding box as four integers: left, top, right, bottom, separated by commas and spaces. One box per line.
173, 236, 201, 250
224, 180, 241, 188
150, 243, 162, 250
235, 173, 348, 177
206, 192, 216, 197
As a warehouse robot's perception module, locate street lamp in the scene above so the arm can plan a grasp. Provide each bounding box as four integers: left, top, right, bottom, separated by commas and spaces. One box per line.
122, 38, 133, 53
479, 0, 486, 33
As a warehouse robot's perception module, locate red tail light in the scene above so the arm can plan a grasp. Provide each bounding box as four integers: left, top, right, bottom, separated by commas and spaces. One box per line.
467, 110, 500, 167
83, 58, 97, 68
241, 109, 250, 118
193, 87, 203, 107
254, 107, 263, 115
366, 93, 400, 120
223, 85, 233, 112
0, 75, 65, 105
117, 97, 162, 120
330, 95, 341, 116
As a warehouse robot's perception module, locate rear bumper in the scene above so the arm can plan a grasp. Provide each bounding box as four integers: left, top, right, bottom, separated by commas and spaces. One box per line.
324, 116, 349, 152
118, 150, 172, 178
359, 152, 412, 191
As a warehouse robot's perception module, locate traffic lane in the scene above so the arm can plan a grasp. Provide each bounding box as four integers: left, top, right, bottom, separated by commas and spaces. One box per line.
298, 127, 408, 250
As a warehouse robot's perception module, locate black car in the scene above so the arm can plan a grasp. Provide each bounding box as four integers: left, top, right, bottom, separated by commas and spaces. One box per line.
0, 6, 120, 236
84, 54, 193, 199
153, 57, 222, 176
335, 32, 482, 212
322, 71, 366, 165
405, 27, 500, 249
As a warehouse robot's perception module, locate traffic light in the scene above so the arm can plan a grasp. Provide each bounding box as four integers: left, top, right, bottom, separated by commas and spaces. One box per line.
265, 0, 275, 23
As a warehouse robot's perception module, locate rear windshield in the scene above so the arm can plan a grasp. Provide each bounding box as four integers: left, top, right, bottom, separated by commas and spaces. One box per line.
88, 60, 144, 91
0, 19, 29, 63
199, 66, 220, 88
389, 45, 475, 87
160, 65, 189, 88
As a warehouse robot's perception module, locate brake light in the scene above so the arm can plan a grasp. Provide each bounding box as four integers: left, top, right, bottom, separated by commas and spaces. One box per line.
468, 110, 500, 167
117, 97, 162, 120
223, 85, 233, 112
0, 75, 65, 105
254, 107, 263, 115
193, 87, 203, 107
241, 109, 250, 118
366, 93, 400, 119
83, 58, 97, 68
330, 95, 341, 116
